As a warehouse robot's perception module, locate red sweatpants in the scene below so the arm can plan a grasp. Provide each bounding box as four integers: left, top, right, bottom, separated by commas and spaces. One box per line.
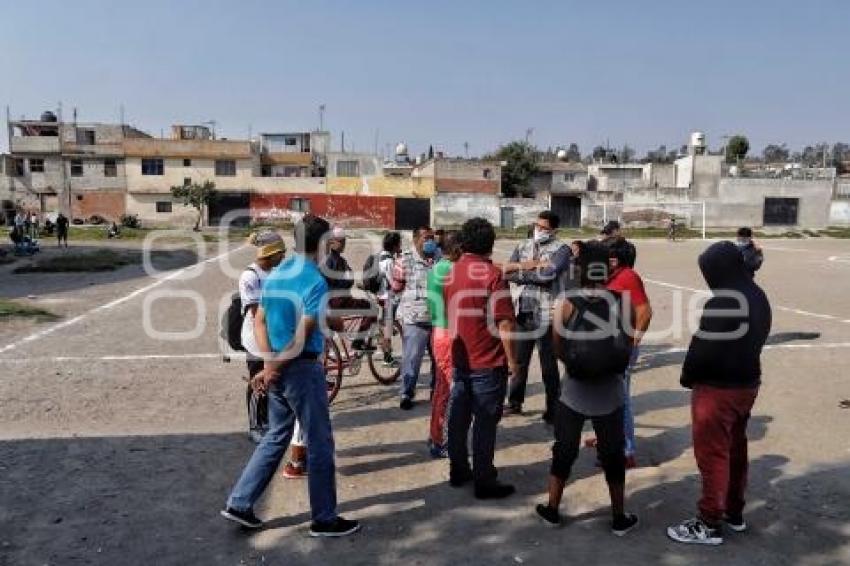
429, 327, 453, 446
692, 384, 759, 525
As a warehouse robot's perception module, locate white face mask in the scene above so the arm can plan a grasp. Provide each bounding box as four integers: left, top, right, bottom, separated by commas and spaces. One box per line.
533, 228, 552, 244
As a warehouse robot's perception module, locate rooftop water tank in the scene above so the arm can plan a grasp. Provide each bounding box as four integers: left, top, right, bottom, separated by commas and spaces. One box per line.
556, 149, 568, 161
41, 110, 58, 122
395, 142, 408, 156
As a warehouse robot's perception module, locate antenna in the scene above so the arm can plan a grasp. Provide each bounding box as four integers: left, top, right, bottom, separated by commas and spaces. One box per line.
72, 107, 77, 124
341, 131, 345, 152
318, 104, 326, 131
373, 129, 379, 156
463, 141, 470, 159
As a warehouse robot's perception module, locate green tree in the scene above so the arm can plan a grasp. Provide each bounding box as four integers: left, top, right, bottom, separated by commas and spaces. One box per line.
566, 143, 581, 162
171, 180, 217, 231
762, 143, 789, 163
726, 135, 750, 163
487, 141, 539, 197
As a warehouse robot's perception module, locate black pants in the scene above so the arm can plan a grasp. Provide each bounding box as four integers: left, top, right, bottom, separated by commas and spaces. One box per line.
246, 358, 268, 434
508, 313, 560, 415
550, 401, 626, 486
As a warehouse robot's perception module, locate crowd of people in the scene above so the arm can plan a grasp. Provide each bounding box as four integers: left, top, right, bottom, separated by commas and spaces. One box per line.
220, 211, 771, 548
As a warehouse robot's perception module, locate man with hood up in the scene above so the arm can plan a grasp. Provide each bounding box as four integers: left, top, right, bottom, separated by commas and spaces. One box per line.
668, 241, 771, 546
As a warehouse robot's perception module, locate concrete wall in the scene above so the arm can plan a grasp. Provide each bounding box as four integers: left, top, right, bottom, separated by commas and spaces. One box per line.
643, 163, 676, 187
433, 193, 500, 226
500, 197, 549, 227
434, 159, 501, 194
125, 157, 256, 193
675, 155, 723, 198
326, 175, 434, 197
715, 178, 833, 228
250, 193, 395, 228
126, 193, 197, 228
829, 201, 850, 226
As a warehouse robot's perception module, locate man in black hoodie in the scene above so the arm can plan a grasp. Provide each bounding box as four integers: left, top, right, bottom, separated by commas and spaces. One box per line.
667, 241, 771, 546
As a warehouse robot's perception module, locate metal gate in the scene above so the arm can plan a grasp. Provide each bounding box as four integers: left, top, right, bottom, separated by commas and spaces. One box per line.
394, 198, 430, 230
500, 207, 515, 229
208, 192, 251, 227
763, 197, 799, 226
551, 196, 582, 228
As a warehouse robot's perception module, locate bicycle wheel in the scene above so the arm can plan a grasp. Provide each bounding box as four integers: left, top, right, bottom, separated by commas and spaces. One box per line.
367, 319, 404, 384
323, 338, 344, 404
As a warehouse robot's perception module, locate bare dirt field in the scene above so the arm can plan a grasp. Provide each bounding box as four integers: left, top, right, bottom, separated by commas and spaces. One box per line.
1, 233, 849, 565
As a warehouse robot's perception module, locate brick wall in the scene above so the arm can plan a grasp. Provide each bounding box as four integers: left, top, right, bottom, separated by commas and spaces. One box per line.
250, 193, 395, 228
435, 179, 500, 194
71, 191, 126, 221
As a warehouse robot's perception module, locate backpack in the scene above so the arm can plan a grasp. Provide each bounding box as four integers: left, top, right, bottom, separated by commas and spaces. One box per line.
361, 252, 386, 294
558, 291, 632, 382
221, 267, 256, 351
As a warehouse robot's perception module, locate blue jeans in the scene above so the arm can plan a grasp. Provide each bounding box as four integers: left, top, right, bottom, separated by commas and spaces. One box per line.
226, 359, 337, 523
623, 347, 640, 457
400, 323, 432, 400
447, 366, 508, 486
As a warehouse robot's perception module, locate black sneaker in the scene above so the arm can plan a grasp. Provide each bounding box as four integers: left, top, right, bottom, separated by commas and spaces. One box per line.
724, 514, 747, 533
611, 513, 639, 536
400, 397, 414, 410
220, 507, 264, 530
474, 482, 516, 500
449, 468, 474, 487
309, 516, 361, 538
535, 504, 561, 527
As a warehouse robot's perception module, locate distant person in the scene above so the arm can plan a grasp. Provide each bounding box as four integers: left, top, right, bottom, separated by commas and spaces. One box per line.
425, 229, 462, 458
434, 228, 446, 260
667, 241, 771, 546
391, 226, 437, 410
504, 210, 572, 422
107, 221, 120, 239
56, 213, 69, 248
444, 217, 517, 499
535, 240, 638, 536
735, 227, 763, 277
323, 226, 375, 351
14, 210, 25, 233
375, 231, 402, 366
221, 215, 360, 537
668, 218, 678, 241
29, 211, 39, 238
600, 220, 622, 241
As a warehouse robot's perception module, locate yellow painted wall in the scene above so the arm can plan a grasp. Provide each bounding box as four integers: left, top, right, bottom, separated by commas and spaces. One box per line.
326, 175, 434, 197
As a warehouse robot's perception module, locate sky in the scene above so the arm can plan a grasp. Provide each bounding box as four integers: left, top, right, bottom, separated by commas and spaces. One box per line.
1, 0, 848, 158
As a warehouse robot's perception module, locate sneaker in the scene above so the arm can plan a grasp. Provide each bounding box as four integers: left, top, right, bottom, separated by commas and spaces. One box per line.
667, 517, 723, 545
611, 513, 639, 536
427, 439, 448, 459
474, 482, 516, 500
449, 469, 474, 487
724, 515, 748, 533
503, 404, 523, 417
400, 397, 414, 411
220, 507, 264, 530
282, 461, 307, 479
535, 504, 561, 527
309, 516, 361, 538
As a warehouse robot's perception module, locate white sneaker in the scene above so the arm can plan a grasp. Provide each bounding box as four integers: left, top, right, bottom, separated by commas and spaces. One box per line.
667, 517, 723, 545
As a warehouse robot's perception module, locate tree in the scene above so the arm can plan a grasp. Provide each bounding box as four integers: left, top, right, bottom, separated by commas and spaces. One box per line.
591, 145, 608, 162
171, 180, 217, 231
726, 135, 750, 163
762, 143, 789, 163
566, 143, 581, 162
486, 141, 539, 198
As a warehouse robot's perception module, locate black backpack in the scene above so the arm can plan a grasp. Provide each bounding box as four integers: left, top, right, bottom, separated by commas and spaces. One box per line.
221, 267, 257, 351
558, 291, 633, 382
361, 252, 386, 294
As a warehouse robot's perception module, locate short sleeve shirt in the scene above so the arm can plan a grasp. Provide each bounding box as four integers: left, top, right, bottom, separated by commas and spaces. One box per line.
426, 258, 453, 330
261, 255, 328, 355
239, 263, 269, 357
445, 254, 515, 371
606, 267, 649, 307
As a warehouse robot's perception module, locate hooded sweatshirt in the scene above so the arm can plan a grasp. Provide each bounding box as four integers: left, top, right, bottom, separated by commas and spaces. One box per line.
681, 241, 772, 389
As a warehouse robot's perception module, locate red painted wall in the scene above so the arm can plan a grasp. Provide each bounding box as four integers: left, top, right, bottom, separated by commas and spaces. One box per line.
250, 193, 395, 228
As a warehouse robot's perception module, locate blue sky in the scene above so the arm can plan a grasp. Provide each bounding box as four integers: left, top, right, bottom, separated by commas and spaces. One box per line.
1, 0, 847, 157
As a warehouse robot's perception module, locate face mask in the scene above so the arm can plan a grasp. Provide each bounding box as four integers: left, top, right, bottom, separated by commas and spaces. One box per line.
422, 239, 438, 257
533, 228, 553, 244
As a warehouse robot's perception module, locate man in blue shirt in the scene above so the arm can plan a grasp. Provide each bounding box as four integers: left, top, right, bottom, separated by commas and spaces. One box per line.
221, 215, 360, 538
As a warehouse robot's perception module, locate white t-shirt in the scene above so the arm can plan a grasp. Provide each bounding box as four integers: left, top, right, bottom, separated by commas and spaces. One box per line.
377, 252, 395, 300
239, 263, 269, 358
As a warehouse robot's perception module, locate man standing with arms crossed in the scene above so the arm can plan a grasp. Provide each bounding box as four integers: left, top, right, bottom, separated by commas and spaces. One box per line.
221, 215, 360, 537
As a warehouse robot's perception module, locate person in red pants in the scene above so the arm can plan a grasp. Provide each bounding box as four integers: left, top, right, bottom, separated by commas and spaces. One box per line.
667, 241, 772, 546
425, 230, 462, 457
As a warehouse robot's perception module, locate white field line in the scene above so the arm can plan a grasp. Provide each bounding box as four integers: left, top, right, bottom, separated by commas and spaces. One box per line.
643, 278, 850, 325
0, 342, 848, 365
0, 246, 244, 356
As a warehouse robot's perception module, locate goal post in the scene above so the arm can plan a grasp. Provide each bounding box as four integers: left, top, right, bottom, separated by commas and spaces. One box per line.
583, 200, 707, 239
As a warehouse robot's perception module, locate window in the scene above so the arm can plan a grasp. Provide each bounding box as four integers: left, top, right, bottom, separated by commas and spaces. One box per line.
283, 166, 301, 177
70, 159, 84, 177
76, 129, 96, 145
285, 136, 297, 146
156, 201, 173, 213
183, 158, 191, 167
13, 158, 24, 176
183, 177, 191, 186
483, 168, 491, 179
104, 159, 117, 177
215, 160, 236, 176
564, 173, 575, 182
29, 158, 45, 173
336, 160, 359, 177
141, 158, 164, 175
289, 198, 310, 212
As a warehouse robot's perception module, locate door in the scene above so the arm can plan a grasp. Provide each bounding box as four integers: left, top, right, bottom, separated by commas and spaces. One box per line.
208, 192, 252, 227
500, 207, 515, 229
551, 196, 582, 228
394, 198, 430, 230
763, 197, 799, 226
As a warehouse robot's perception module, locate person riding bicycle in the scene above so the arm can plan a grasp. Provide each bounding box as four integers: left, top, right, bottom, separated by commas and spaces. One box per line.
668, 218, 678, 241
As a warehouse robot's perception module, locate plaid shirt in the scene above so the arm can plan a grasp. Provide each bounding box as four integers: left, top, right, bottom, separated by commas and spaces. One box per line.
505, 237, 569, 326
391, 248, 434, 325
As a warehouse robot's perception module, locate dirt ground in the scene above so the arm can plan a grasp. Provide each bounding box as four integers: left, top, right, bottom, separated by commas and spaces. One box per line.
1, 233, 849, 566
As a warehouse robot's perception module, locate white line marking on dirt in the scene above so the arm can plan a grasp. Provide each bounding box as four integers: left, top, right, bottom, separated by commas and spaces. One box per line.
641, 342, 850, 358
0, 246, 244, 355
644, 278, 850, 325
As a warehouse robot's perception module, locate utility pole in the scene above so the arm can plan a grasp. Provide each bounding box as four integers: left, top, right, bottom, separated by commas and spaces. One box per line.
319, 104, 325, 131
525, 128, 534, 144
463, 141, 469, 159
